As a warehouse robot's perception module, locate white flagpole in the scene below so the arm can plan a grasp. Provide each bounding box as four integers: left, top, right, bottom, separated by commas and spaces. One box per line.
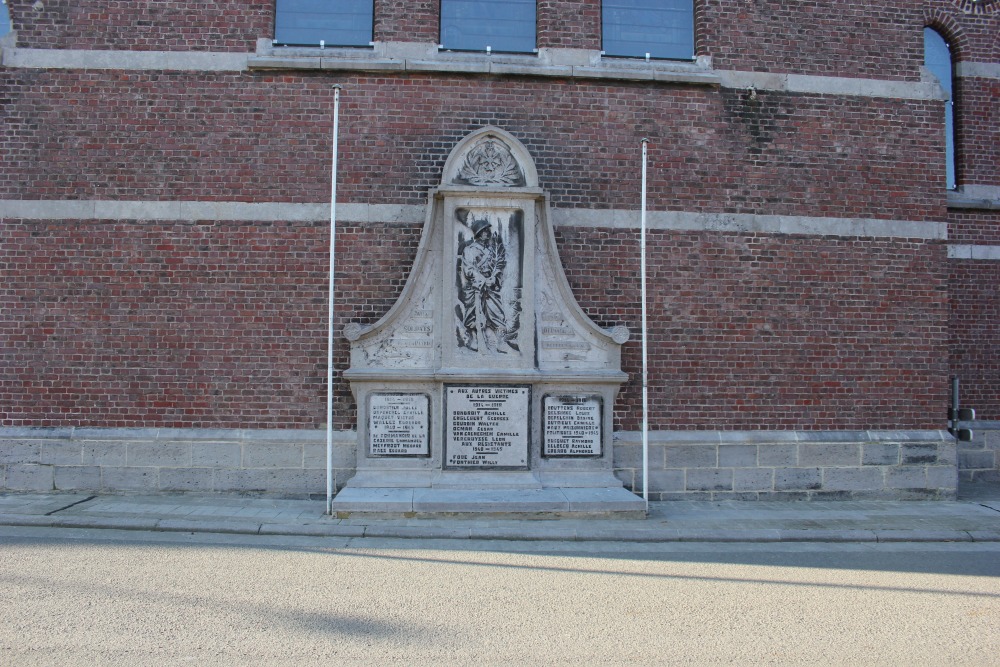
326, 85, 342, 516
640, 138, 649, 511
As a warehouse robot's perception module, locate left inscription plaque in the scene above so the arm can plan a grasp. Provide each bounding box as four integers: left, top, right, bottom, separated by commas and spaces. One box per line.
368, 393, 430, 456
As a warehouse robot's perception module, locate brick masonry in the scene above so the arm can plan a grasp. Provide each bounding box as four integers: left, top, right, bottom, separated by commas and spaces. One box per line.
1, 1, 998, 498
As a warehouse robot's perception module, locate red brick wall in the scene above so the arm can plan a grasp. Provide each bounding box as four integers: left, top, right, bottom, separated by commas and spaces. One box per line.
956, 77, 1000, 187
557, 230, 950, 431
923, 3, 1000, 62
0, 220, 422, 429
537, 0, 601, 50
6, 0, 271, 52
0, 70, 945, 221
948, 210, 1000, 245
704, 2, 926, 80
2, 0, 993, 436
373, 0, 438, 43
7, 0, 996, 72
0, 221, 948, 431
950, 260, 1000, 420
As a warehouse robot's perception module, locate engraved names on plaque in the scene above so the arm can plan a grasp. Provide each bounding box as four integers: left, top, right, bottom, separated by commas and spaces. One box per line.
543, 394, 602, 457
368, 393, 430, 456
445, 385, 529, 469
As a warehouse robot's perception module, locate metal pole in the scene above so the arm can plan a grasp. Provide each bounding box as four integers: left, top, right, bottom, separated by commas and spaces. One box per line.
640, 138, 649, 510
326, 85, 342, 516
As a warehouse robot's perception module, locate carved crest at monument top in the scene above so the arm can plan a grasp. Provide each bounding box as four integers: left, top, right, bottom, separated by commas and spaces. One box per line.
454, 137, 526, 187
443, 128, 539, 189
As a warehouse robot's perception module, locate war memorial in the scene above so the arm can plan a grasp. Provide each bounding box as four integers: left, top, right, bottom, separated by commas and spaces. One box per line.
1, 2, 998, 509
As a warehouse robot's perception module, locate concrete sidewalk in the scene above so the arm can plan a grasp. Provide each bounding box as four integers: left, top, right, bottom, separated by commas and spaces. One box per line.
3, 488, 1000, 543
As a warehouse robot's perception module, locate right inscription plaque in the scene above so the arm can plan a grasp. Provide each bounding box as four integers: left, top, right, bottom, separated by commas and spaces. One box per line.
542, 394, 602, 457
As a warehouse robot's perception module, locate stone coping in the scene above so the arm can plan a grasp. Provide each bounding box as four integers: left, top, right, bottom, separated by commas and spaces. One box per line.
0, 200, 951, 242
0, 40, 962, 101
0, 427, 340, 442
948, 192, 1000, 211
614, 429, 952, 444
1, 427, 951, 443
948, 245, 1000, 260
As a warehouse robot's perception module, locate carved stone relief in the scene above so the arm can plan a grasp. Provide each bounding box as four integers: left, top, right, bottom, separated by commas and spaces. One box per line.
453, 137, 526, 187
453, 207, 523, 356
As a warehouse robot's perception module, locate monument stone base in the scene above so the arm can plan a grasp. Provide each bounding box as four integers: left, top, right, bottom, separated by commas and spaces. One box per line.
330, 485, 646, 519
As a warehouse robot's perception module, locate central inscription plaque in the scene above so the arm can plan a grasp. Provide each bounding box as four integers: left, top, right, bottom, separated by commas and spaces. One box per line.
445, 385, 530, 469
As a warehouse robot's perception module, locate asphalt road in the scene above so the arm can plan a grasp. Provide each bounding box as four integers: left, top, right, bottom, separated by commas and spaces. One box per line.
2, 527, 998, 666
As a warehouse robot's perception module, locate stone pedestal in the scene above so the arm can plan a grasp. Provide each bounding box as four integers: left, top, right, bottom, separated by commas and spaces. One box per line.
334, 127, 643, 517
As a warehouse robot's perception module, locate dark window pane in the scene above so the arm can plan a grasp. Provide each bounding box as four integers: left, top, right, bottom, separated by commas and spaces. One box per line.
275, 0, 373, 47
603, 0, 694, 60
440, 0, 536, 53
924, 28, 956, 189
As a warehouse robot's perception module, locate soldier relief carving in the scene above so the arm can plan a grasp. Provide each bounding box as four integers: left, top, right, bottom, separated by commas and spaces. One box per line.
454, 208, 522, 355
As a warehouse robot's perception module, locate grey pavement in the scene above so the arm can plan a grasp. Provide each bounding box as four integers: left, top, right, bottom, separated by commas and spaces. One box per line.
2, 484, 1000, 543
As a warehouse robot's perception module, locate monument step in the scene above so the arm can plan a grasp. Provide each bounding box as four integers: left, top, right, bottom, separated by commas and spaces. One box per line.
330, 486, 647, 519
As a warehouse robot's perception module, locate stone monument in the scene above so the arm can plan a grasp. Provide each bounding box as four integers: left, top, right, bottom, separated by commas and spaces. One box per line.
332, 127, 644, 516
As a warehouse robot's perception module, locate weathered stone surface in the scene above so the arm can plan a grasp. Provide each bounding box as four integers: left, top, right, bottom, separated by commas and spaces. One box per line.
159, 468, 214, 492
774, 467, 821, 491
242, 443, 303, 469
54, 465, 102, 491
666, 445, 718, 468
863, 443, 899, 466
6, 464, 54, 492
686, 468, 734, 491
822, 467, 884, 491
81, 441, 127, 466
733, 467, 774, 492
191, 442, 242, 468
0, 442, 41, 465
758, 444, 798, 467
799, 443, 859, 467
127, 442, 192, 468
39, 441, 83, 465
101, 467, 158, 491
885, 466, 928, 489
719, 445, 757, 467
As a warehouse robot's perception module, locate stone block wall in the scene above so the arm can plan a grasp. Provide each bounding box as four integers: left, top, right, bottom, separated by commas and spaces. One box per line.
957, 424, 1000, 483
613, 431, 957, 500
0, 428, 355, 497
1, 428, 956, 500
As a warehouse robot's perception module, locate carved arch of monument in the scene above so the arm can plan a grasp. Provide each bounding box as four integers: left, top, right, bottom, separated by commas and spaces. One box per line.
336, 127, 642, 516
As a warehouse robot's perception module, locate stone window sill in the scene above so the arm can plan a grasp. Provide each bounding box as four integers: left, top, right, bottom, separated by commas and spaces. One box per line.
248, 39, 719, 86
948, 187, 1000, 211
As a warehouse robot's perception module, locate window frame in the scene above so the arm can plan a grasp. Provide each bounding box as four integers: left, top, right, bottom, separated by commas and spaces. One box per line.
601, 0, 695, 62
924, 26, 958, 190
273, 0, 375, 48
438, 0, 537, 54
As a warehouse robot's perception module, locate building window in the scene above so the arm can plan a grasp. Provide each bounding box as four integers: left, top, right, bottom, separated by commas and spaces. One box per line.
924, 27, 956, 189
440, 0, 536, 53
274, 0, 373, 47
0, 0, 11, 38
602, 0, 694, 60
